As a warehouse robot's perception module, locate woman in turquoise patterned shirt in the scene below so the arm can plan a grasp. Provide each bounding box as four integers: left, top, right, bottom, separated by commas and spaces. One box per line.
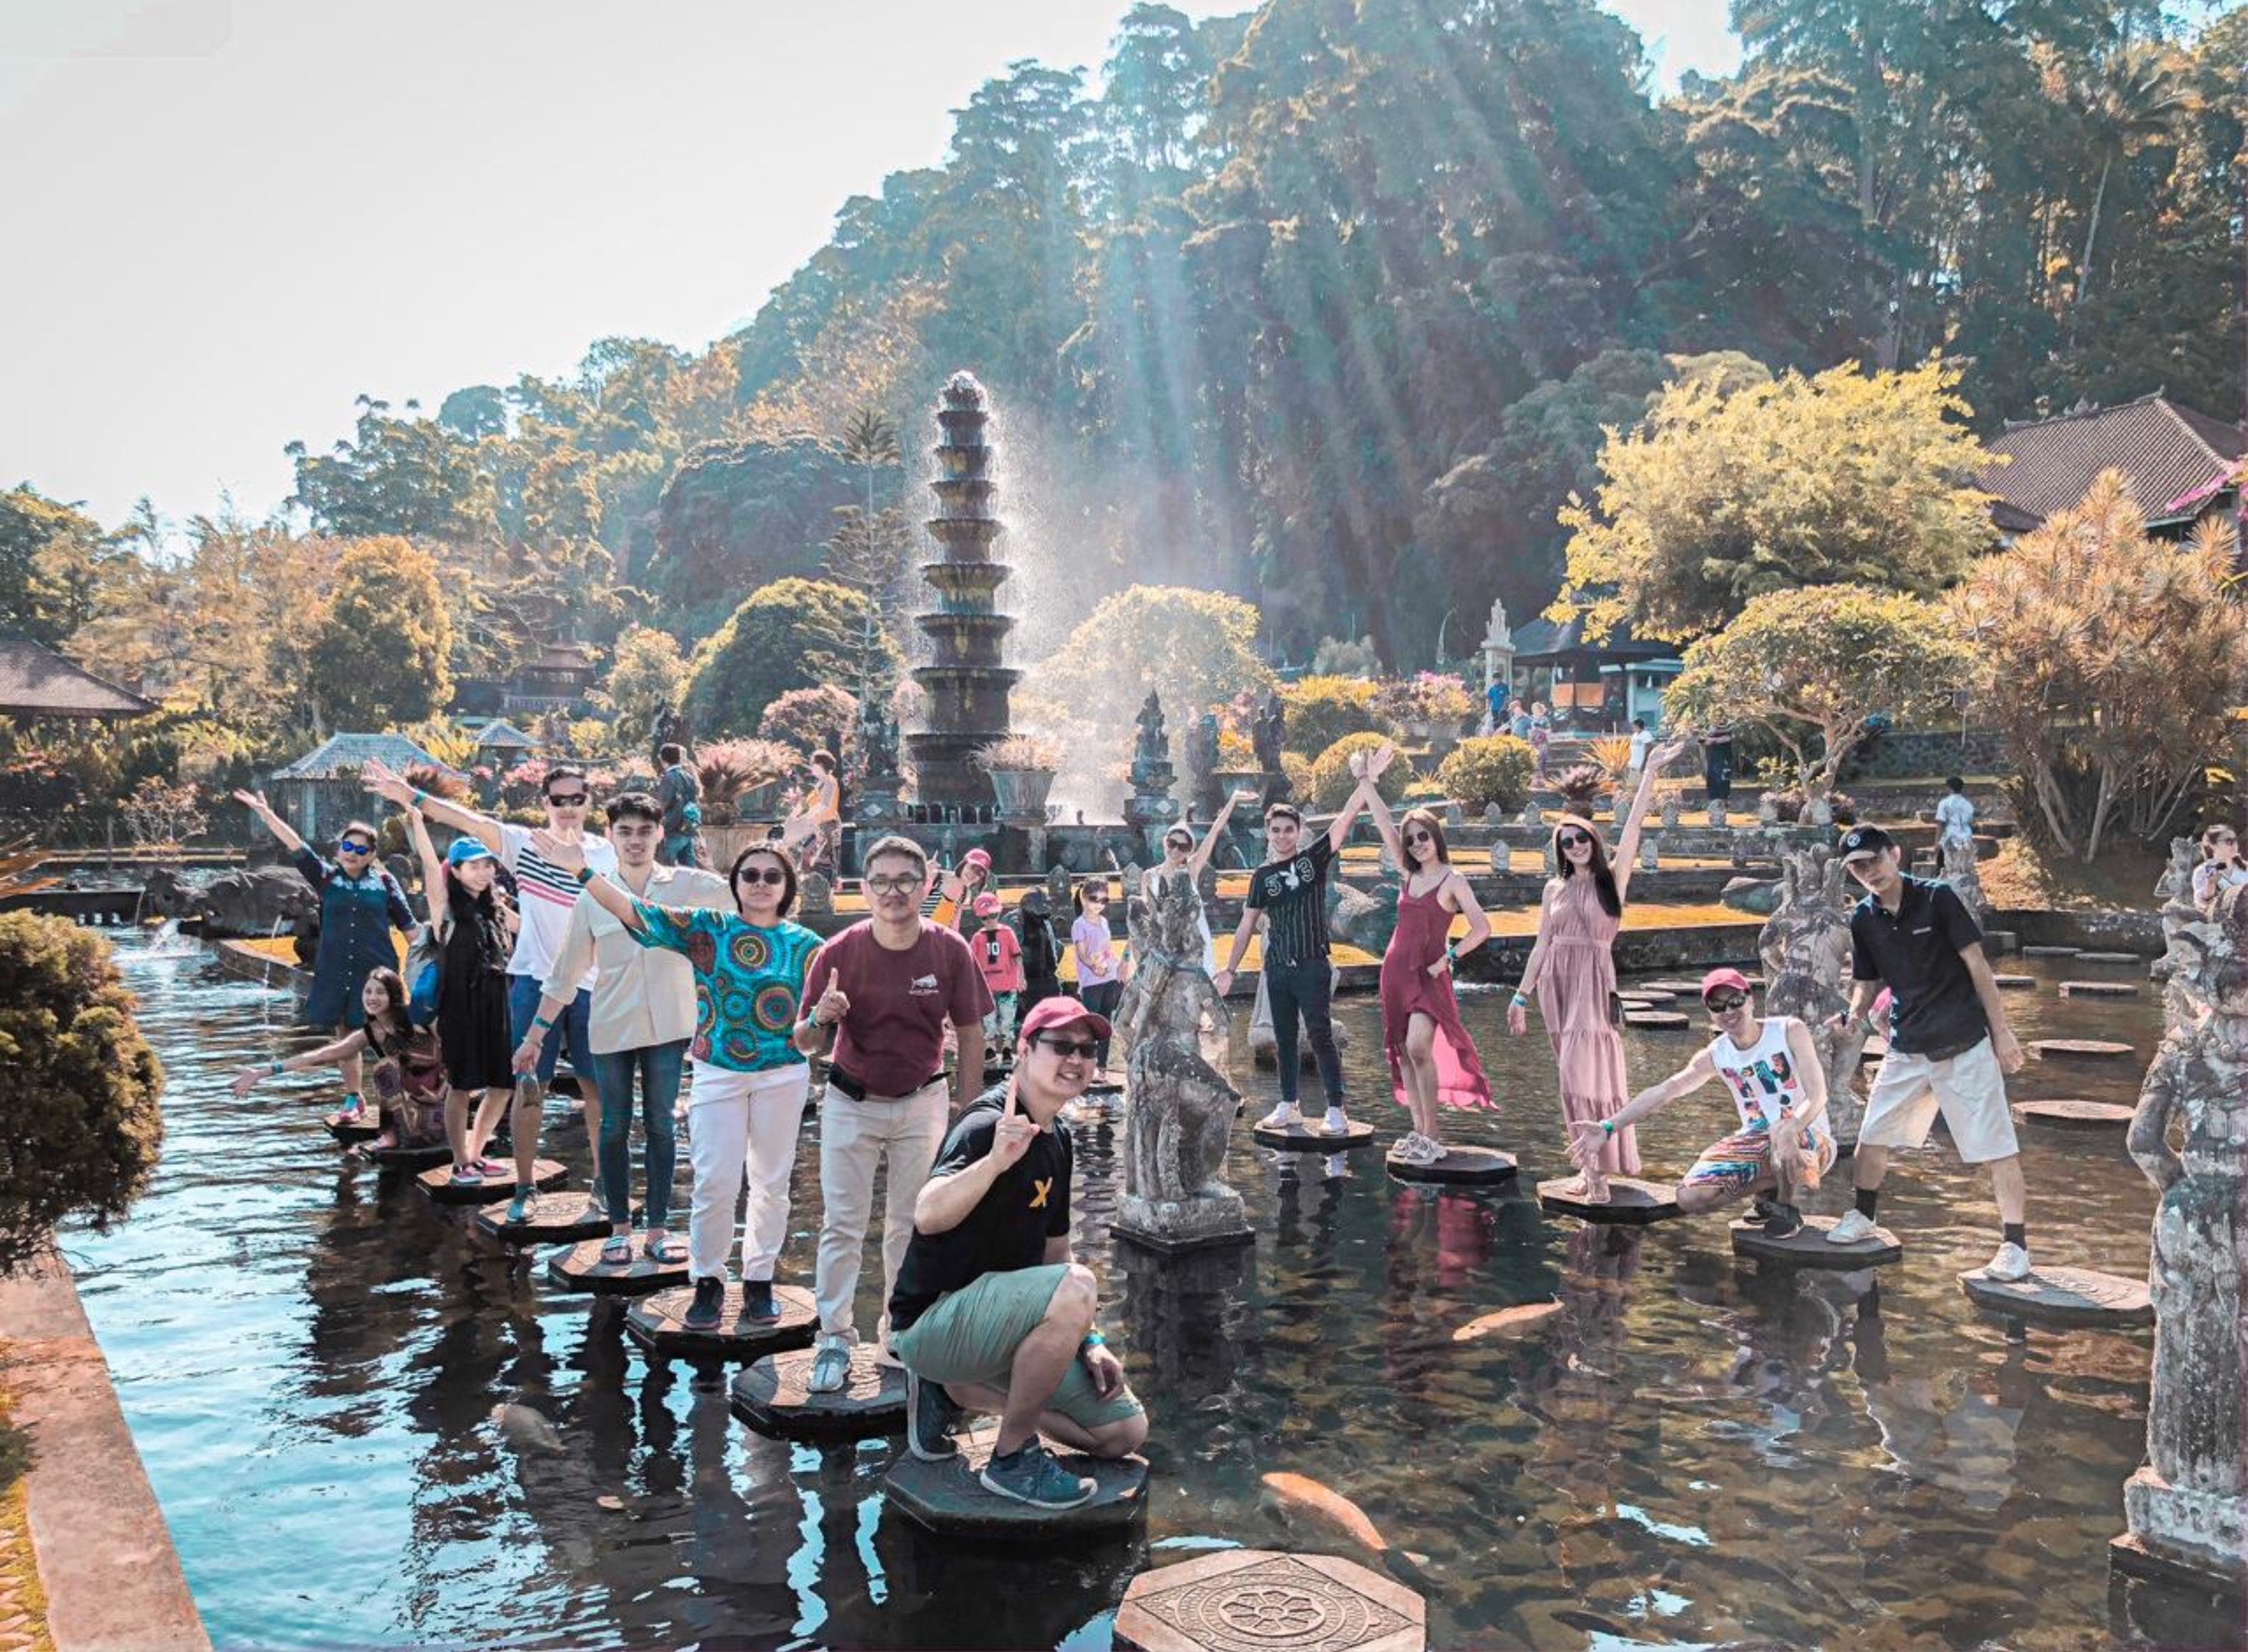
532, 831, 822, 1332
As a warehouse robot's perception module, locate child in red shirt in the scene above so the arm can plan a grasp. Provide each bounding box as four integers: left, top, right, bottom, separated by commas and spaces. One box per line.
972, 892, 1024, 1042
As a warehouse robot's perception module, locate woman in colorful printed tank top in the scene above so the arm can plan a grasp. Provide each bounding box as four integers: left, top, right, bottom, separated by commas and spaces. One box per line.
1563, 966, 1833, 1237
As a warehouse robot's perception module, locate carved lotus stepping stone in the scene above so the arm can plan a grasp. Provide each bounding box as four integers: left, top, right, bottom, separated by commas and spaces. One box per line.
2022, 945, 2082, 957
324, 1111, 381, 1146
1993, 974, 2037, 990
1385, 1143, 1517, 1186
883, 1421, 1148, 1541
417, 1159, 566, 1205
2031, 1038, 2136, 1062
1730, 1214, 1902, 1268
1252, 1119, 1377, 1152
1958, 1264, 2151, 1328
627, 1282, 817, 1359
545, 1235, 691, 1295
1536, 1176, 1682, 1225
471, 1190, 617, 1245
2012, 1098, 2135, 1133
2076, 951, 2144, 966
1623, 1010, 1691, 1030
367, 1140, 451, 1170
2060, 980, 2139, 998
1116, 1549, 1425, 1652
730, 1343, 902, 1439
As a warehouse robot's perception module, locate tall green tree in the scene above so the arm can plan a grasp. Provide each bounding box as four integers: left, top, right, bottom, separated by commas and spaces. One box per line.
304, 537, 454, 731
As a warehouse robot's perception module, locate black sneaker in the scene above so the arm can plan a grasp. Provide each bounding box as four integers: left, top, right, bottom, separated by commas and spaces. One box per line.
1762, 1202, 1804, 1240
683, 1276, 724, 1331
737, 1281, 780, 1325
1749, 1196, 1780, 1226
979, 1440, 1094, 1510
903, 1366, 959, 1461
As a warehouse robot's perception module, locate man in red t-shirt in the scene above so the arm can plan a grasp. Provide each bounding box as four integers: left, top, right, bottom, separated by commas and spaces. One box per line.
794, 835, 993, 1393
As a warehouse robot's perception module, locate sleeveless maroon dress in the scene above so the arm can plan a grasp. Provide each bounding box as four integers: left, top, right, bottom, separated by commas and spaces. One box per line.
1380, 879, 1495, 1110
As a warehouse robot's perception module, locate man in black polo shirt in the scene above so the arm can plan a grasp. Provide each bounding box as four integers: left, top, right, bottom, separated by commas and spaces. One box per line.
887, 996, 1147, 1512
1213, 742, 1395, 1136
1824, 826, 2033, 1280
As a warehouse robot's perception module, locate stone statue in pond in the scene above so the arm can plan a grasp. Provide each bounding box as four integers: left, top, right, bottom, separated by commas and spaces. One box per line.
1757, 843, 1870, 1143
1112, 871, 1248, 1249
1253, 691, 1290, 802
1937, 835, 1992, 928
1134, 692, 1167, 766
2120, 838, 2245, 1591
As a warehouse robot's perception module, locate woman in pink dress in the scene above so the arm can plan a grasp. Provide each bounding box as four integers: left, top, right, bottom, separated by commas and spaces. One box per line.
1507, 737, 1687, 1200
1365, 792, 1494, 1167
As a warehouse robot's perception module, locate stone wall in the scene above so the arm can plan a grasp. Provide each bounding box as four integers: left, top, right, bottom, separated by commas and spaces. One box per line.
1838, 725, 2008, 783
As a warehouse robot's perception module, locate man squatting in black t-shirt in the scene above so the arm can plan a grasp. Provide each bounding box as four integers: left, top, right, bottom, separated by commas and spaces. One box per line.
886, 996, 1147, 1512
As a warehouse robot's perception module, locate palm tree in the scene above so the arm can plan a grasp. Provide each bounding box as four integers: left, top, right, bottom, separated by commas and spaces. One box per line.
2073, 43, 2198, 318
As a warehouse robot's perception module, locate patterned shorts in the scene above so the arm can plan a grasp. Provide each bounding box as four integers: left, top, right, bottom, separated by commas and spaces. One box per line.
1682, 1122, 1837, 1199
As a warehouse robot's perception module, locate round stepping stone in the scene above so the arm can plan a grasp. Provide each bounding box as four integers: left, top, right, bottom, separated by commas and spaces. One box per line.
729, 1343, 902, 1439
2060, 980, 2139, 999
2012, 1098, 2135, 1133
417, 1159, 566, 1205
1993, 974, 2037, 990
1252, 1119, 1377, 1152
1730, 1214, 1903, 1268
324, 1111, 380, 1146
2022, 945, 2081, 958
367, 1140, 450, 1170
1618, 987, 1677, 1005
1624, 1011, 1691, 1030
884, 1422, 1147, 1541
2076, 951, 2143, 966
1385, 1143, 1517, 1185
471, 1189, 616, 1244
1536, 1176, 1682, 1225
1643, 978, 1708, 994
626, 1282, 817, 1360
1116, 1548, 1425, 1652
1957, 1265, 2151, 1328
2031, 1038, 2136, 1062
545, 1235, 690, 1295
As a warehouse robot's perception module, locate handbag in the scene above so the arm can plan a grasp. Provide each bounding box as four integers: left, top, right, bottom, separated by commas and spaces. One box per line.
404, 922, 443, 1026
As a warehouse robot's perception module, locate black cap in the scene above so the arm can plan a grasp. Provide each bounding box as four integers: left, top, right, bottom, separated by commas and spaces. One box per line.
1837, 825, 1895, 864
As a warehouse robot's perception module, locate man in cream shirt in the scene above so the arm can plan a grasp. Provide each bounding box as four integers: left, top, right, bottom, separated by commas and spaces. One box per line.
516, 792, 728, 1257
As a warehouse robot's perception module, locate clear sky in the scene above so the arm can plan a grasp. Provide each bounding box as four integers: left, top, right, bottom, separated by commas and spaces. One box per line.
0, 0, 1742, 534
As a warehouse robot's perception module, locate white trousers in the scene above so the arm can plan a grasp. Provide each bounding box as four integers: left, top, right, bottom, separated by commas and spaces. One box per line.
812, 1080, 951, 1342
686, 1060, 812, 1285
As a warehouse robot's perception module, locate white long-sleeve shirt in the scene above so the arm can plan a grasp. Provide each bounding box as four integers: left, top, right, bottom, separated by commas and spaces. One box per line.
541, 863, 729, 1054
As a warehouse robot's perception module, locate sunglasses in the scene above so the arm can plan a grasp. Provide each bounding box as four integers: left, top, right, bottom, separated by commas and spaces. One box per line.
735, 866, 788, 886
1404, 830, 1433, 845
1034, 1035, 1100, 1059
866, 874, 921, 895
1084, 892, 1108, 904
2216, 834, 2238, 844
546, 793, 589, 808
1557, 832, 1592, 849
336, 838, 374, 855
1704, 992, 1747, 1012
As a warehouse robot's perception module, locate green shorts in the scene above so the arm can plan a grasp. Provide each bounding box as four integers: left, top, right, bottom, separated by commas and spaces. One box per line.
889, 1263, 1143, 1433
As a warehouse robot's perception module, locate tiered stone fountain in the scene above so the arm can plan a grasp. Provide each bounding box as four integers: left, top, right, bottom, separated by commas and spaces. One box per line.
906, 372, 1021, 813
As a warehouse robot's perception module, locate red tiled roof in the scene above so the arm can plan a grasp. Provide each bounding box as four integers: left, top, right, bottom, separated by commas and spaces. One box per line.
0, 639, 156, 718
1980, 394, 2245, 529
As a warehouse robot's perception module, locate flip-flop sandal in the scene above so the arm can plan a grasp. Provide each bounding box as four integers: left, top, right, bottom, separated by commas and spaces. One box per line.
599, 1235, 635, 1265
645, 1235, 687, 1265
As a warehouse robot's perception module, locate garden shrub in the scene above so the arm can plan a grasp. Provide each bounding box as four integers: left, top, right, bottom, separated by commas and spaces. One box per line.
1280, 676, 1386, 759
1436, 736, 1537, 814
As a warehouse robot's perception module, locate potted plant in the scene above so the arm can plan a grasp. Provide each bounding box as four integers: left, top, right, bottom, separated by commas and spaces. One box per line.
697, 738, 804, 822
974, 733, 1063, 817
1210, 727, 1266, 799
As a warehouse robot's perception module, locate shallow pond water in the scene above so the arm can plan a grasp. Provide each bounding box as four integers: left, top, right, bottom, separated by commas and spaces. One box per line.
67, 933, 2215, 1649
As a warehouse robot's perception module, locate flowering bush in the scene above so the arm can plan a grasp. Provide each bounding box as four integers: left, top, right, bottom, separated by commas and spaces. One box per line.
760, 685, 858, 760
501, 758, 550, 806
1378, 672, 1475, 729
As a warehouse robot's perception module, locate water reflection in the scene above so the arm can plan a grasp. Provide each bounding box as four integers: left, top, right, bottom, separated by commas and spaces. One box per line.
65, 936, 2208, 1649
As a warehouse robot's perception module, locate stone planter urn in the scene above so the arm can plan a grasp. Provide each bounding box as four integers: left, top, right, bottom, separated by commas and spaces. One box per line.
985, 766, 1057, 819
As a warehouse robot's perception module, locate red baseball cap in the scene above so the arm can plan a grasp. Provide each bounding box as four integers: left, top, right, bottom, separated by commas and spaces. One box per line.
972, 892, 1002, 918
962, 848, 992, 872
1699, 967, 1752, 999
1018, 995, 1113, 1044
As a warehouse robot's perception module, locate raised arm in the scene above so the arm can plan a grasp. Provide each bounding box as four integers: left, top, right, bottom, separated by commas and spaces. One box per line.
1326, 742, 1397, 853
405, 806, 446, 924
233, 789, 307, 857
1188, 790, 1253, 879
1612, 736, 1687, 903
1362, 778, 1405, 871
526, 829, 643, 932
360, 757, 504, 856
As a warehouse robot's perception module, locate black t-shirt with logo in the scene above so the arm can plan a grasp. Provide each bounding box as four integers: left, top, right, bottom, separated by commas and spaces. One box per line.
888, 1088, 1072, 1333
1849, 875, 1989, 1059
1245, 833, 1334, 968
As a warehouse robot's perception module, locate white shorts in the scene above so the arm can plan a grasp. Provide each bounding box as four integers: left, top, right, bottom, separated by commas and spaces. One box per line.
1858, 1035, 2018, 1164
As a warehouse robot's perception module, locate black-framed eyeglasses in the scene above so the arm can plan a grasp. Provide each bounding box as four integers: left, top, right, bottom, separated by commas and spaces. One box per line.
1704, 991, 1747, 1012
866, 874, 920, 895
336, 838, 373, 855
1034, 1035, 1100, 1059
546, 793, 589, 808
735, 866, 788, 886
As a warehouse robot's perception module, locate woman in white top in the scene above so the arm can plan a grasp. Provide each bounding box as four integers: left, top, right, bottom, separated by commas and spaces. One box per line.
2191, 823, 2248, 911
1145, 788, 1254, 975
1566, 966, 1832, 1237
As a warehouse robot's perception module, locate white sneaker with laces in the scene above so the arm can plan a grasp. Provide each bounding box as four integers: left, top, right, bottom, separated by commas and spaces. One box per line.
1322, 1106, 1351, 1135
1983, 1241, 2032, 1283
1825, 1208, 1879, 1244
1258, 1103, 1302, 1131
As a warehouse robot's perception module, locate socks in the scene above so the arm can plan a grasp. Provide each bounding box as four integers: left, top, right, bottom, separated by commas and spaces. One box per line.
2003, 1222, 2026, 1248
1855, 1187, 1880, 1218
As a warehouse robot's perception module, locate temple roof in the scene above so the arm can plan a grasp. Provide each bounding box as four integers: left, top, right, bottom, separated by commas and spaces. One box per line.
271, 733, 456, 781
1981, 394, 2244, 530
0, 638, 157, 718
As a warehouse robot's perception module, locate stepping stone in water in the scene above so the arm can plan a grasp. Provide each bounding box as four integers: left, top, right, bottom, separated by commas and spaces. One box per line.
1624, 1011, 1691, 1030
1252, 1119, 1377, 1152
1643, 978, 1708, 994
2022, 945, 2081, 958
546, 1235, 691, 1295
1536, 1176, 1682, 1225
367, 1140, 451, 1170
627, 1282, 817, 1360
1619, 987, 1677, 1005
1730, 1214, 1903, 1268
1957, 1264, 2151, 1329
1083, 1075, 1126, 1095
2031, 1038, 2136, 1062
1116, 1549, 1426, 1652
417, 1159, 566, 1206
1385, 1143, 1517, 1186
1993, 974, 2037, 990
2060, 980, 2139, 998
730, 1343, 902, 1440
2076, 951, 2144, 966
885, 1421, 1148, 1542
2012, 1098, 2135, 1133
324, 1111, 381, 1146
472, 1189, 618, 1244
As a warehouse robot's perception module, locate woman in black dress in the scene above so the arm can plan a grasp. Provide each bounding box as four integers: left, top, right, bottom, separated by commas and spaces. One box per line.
407, 805, 518, 1187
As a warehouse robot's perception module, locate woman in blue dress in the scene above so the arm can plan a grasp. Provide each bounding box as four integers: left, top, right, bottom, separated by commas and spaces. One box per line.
235, 789, 417, 1122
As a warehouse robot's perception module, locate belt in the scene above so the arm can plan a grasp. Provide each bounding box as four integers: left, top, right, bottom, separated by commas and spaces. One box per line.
828, 1066, 943, 1103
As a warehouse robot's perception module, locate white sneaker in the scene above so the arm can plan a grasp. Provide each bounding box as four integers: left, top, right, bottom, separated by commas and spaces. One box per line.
1982, 1241, 2032, 1283
1321, 1106, 1352, 1135
1825, 1208, 1879, 1244
1257, 1103, 1302, 1131
807, 1334, 852, 1394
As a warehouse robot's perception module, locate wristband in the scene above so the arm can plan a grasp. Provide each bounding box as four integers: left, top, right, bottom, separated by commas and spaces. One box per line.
1601, 1119, 1615, 1138
1081, 1330, 1106, 1350
412, 788, 427, 807
1443, 943, 1460, 963
269, 1060, 283, 1076
532, 1016, 553, 1032
1511, 990, 1529, 1006
575, 866, 596, 886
